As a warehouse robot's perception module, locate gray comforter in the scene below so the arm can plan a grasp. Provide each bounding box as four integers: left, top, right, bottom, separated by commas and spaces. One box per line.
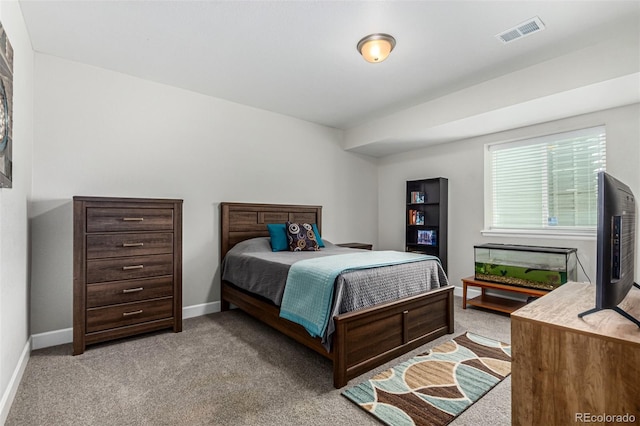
221, 237, 449, 349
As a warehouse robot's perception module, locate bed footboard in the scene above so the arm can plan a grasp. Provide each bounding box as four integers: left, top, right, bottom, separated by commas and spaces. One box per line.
333, 285, 454, 387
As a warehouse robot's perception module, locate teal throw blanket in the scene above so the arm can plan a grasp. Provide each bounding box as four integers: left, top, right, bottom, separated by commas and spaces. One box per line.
279, 251, 438, 337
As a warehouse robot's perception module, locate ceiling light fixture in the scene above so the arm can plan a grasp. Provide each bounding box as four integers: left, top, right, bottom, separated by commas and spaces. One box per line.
357, 33, 396, 63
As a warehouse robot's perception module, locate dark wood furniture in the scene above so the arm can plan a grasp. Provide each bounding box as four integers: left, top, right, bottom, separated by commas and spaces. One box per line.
462, 276, 549, 314
336, 242, 373, 250
406, 177, 448, 272
220, 202, 454, 388
511, 282, 640, 425
73, 196, 183, 355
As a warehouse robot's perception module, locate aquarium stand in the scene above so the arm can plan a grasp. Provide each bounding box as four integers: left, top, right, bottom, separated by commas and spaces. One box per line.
462, 276, 550, 314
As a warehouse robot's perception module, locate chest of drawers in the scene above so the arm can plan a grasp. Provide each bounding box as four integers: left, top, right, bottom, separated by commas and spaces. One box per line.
73, 196, 183, 355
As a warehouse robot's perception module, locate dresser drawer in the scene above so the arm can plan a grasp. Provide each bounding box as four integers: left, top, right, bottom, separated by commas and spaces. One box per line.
86, 298, 173, 333
87, 233, 173, 259
86, 208, 174, 233
86, 254, 174, 283
86, 276, 174, 308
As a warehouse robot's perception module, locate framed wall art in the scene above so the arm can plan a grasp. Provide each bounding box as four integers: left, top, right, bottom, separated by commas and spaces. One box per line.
0, 21, 13, 188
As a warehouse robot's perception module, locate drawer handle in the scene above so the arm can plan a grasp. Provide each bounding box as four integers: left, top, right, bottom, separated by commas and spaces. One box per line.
122, 287, 144, 294
122, 242, 144, 247
122, 310, 143, 317
123, 217, 144, 222
122, 265, 144, 271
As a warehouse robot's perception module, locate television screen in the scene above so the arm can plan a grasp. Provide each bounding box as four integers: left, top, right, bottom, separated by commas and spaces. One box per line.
417, 229, 437, 246
578, 172, 639, 327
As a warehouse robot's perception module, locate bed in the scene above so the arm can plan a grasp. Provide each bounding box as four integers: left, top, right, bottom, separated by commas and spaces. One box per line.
219, 202, 454, 388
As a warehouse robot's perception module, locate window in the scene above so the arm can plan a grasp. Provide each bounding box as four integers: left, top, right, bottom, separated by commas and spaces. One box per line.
485, 126, 606, 235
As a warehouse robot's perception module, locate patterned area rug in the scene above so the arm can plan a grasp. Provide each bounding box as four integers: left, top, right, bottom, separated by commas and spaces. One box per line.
342, 332, 511, 426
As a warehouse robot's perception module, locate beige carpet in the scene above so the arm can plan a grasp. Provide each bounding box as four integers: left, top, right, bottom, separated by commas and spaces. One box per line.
6, 296, 511, 425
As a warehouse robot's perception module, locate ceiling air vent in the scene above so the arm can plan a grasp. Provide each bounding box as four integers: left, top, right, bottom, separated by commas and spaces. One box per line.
496, 16, 545, 44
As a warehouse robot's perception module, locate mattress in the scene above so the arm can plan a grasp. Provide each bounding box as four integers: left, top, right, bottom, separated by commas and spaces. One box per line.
220, 237, 449, 348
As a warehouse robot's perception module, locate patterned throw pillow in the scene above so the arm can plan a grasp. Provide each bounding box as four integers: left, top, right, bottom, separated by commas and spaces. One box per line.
286, 221, 320, 251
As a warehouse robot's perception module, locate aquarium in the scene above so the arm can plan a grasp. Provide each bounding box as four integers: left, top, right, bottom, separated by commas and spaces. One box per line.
474, 244, 578, 290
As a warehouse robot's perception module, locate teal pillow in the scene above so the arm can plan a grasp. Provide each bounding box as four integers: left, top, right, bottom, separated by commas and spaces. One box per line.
267, 222, 324, 251
311, 223, 325, 247
267, 223, 288, 252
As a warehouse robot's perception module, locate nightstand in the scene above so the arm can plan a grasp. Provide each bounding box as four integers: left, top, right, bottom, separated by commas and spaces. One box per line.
336, 242, 373, 250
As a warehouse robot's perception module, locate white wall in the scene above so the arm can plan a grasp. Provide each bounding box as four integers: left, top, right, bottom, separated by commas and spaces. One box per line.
30, 53, 379, 335
378, 104, 640, 290
0, 1, 34, 423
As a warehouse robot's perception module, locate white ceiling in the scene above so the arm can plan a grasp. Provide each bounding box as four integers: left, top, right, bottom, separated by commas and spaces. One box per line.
18, 1, 640, 146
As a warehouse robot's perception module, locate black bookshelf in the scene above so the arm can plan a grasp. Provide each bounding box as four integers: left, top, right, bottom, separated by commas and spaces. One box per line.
406, 177, 448, 273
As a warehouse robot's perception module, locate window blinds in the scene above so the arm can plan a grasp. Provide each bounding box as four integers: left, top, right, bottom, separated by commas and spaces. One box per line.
489, 126, 606, 231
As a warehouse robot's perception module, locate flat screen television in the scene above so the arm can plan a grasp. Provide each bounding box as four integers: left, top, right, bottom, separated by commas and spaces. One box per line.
578, 171, 640, 327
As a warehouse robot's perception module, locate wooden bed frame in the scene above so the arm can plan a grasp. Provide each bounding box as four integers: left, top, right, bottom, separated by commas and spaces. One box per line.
220, 202, 454, 388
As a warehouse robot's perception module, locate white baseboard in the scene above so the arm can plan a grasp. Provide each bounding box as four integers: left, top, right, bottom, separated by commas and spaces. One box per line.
0, 338, 31, 425
183, 301, 220, 319
31, 327, 73, 350
454, 285, 481, 299
30, 301, 222, 350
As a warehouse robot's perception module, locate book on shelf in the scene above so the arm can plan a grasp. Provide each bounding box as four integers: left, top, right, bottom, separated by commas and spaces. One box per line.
408, 209, 425, 225
410, 191, 425, 204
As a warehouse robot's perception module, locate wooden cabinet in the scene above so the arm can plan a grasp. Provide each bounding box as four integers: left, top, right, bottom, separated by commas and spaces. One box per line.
511, 282, 640, 425
73, 196, 183, 355
406, 177, 448, 272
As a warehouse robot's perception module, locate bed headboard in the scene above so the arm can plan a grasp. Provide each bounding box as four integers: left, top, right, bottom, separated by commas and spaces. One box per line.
220, 202, 322, 259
